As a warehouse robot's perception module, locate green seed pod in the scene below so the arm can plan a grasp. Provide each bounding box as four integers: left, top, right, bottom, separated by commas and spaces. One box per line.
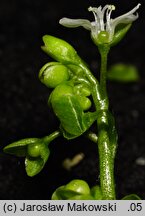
65, 179, 90, 195
97, 31, 109, 44
39, 62, 70, 88
27, 142, 42, 158
42, 35, 81, 65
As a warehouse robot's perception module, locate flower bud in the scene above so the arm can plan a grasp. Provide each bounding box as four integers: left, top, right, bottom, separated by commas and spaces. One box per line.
76, 95, 92, 111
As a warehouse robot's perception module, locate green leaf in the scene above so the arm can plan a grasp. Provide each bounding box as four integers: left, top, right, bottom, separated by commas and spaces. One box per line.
25, 144, 50, 177
3, 138, 39, 157
50, 84, 86, 136
52, 186, 94, 200
65, 179, 90, 195
51, 179, 91, 200
91, 185, 103, 200
42, 35, 81, 65
52, 186, 81, 200
50, 83, 96, 139
51, 186, 66, 200
111, 23, 132, 47
107, 64, 139, 82
122, 194, 141, 200
68, 194, 94, 200
39, 62, 70, 88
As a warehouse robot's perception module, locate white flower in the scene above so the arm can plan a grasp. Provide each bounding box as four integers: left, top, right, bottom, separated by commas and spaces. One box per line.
59, 4, 141, 43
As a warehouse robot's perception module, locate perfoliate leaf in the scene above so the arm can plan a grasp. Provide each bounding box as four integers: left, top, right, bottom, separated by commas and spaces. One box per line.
122, 194, 141, 200
107, 64, 139, 82
3, 138, 39, 157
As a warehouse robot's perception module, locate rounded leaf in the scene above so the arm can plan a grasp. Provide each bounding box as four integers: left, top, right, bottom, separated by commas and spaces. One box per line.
65, 179, 90, 195
122, 194, 141, 200
39, 62, 70, 88
51, 186, 66, 200
107, 63, 139, 82
50, 83, 85, 136
42, 35, 81, 65
68, 194, 94, 200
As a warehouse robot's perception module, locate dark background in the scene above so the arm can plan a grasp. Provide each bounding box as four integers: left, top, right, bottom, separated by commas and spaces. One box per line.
0, 0, 145, 199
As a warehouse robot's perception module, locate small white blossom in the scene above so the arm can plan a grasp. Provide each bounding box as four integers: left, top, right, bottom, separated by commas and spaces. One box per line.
59, 4, 141, 43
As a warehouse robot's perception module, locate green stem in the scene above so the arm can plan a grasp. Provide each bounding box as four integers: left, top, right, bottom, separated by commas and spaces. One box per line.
43, 130, 61, 145
78, 53, 116, 199
79, 63, 106, 110
97, 45, 116, 200
99, 45, 110, 100
97, 111, 116, 199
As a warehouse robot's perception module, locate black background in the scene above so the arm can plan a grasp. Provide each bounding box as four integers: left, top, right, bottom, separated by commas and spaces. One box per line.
0, 0, 145, 199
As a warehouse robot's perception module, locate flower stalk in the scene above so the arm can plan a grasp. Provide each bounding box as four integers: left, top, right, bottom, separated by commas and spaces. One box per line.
59, 3, 141, 199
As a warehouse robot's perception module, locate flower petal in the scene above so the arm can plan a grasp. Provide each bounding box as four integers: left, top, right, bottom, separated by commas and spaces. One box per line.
111, 3, 141, 27
59, 18, 91, 30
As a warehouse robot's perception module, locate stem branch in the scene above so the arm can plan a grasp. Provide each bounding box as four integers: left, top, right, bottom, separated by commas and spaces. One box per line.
43, 130, 61, 145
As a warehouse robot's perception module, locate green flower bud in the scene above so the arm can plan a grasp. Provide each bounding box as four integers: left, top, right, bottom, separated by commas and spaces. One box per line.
77, 95, 92, 111
41, 35, 81, 65
74, 84, 91, 96
39, 62, 70, 88
65, 179, 90, 195
81, 87, 91, 96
